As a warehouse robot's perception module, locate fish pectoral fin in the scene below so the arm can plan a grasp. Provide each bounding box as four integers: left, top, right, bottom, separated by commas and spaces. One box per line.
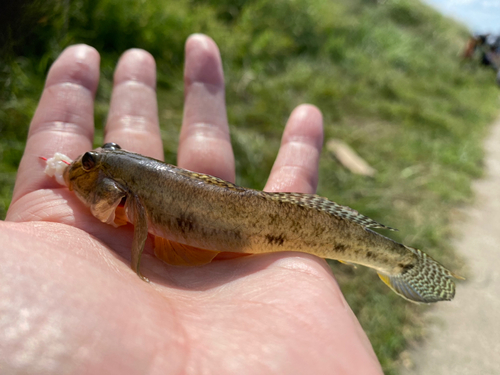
89, 177, 127, 228
337, 260, 358, 268
154, 236, 220, 266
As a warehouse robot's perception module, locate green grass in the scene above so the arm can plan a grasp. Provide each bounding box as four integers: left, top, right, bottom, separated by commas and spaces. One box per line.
1, 0, 499, 373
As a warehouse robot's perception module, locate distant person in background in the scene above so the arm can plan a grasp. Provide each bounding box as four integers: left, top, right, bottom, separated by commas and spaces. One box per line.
487, 35, 500, 52
463, 34, 495, 67
462, 34, 482, 60
486, 35, 500, 86
463, 33, 500, 86
483, 34, 500, 70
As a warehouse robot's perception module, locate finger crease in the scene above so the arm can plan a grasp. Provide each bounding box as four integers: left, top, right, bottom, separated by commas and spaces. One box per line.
107, 116, 159, 133
185, 80, 223, 93
28, 121, 93, 139
44, 81, 95, 97
114, 79, 156, 93
182, 122, 230, 142
282, 137, 322, 151
278, 164, 317, 179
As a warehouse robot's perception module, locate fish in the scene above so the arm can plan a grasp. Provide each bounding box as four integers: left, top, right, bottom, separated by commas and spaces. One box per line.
43, 143, 460, 303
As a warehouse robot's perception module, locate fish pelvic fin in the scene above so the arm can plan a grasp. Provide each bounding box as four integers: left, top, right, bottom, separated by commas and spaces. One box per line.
263, 192, 396, 231
154, 236, 220, 266
377, 246, 457, 303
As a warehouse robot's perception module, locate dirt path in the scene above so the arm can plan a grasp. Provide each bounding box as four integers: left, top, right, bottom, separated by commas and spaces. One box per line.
401, 117, 500, 375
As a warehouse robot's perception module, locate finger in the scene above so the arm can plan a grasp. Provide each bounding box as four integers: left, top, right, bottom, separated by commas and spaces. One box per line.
11, 44, 100, 204
104, 49, 163, 160
178, 34, 235, 182
264, 104, 323, 194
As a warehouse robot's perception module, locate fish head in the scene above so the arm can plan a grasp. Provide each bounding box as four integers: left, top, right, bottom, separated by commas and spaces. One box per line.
66, 143, 124, 207
67, 150, 102, 195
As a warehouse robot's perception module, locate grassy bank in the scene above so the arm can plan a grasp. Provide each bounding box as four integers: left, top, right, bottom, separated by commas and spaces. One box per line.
1, 0, 499, 373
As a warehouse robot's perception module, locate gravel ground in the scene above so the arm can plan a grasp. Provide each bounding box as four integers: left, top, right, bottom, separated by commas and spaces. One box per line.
401, 116, 500, 375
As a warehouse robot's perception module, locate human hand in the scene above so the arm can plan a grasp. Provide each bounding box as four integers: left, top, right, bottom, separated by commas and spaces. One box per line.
1, 34, 383, 375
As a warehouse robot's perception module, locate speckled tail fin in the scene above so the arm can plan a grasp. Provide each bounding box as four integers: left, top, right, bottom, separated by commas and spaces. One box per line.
377, 246, 457, 303
154, 237, 220, 266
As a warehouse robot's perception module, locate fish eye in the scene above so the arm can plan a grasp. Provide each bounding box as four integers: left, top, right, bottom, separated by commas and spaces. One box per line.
81, 152, 98, 171
102, 143, 121, 151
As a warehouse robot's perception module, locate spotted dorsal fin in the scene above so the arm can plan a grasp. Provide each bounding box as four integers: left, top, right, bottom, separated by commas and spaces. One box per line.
171, 166, 394, 231
262, 192, 396, 231
175, 167, 245, 191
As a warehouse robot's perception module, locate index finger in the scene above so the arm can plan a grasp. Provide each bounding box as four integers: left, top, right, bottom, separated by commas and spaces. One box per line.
10, 45, 100, 204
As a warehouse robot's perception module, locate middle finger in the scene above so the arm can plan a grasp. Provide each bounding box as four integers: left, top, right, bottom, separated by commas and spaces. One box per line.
178, 34, 235, 182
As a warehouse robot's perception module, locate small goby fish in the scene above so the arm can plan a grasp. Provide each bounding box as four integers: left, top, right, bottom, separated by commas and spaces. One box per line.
43, 143, 459, 303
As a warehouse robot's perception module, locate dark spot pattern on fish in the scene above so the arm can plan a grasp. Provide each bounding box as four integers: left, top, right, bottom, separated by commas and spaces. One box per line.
289, 219, 302, 231
265, 234, 285, 246
227, 228, 242, 240
312, 225, 326, 237
399, 263, 415, 273
176, 213, 195, 233
268, 213, 279, 225
333, 243, 347, 254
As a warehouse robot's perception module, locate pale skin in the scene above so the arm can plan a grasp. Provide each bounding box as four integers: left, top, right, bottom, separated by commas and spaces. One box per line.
0, 34, 383, 375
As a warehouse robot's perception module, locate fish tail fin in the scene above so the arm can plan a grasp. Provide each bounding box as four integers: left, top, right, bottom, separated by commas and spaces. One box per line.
377, 246, 457, 303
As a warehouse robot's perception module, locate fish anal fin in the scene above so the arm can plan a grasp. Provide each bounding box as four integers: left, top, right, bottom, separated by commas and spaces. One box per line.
154, 237, 220, 266
337, 260, 358, 268
214, 252, 252, 260
377, 272, 424, 303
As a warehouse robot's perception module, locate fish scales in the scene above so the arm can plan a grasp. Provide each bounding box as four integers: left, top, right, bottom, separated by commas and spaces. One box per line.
44, 144, 459, 303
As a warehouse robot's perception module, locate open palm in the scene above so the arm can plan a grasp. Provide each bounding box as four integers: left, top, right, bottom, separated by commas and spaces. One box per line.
1, 34, 383, 374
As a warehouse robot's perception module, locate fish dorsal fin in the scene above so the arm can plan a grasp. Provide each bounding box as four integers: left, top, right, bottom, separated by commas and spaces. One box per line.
175, 167, 245, 191
154, 236, 220, 266
264, 192, 396, 231
171, 167, 392, 231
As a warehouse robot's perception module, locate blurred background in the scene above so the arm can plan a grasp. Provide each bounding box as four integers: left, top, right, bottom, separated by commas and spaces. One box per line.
1, 0, 499, 374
